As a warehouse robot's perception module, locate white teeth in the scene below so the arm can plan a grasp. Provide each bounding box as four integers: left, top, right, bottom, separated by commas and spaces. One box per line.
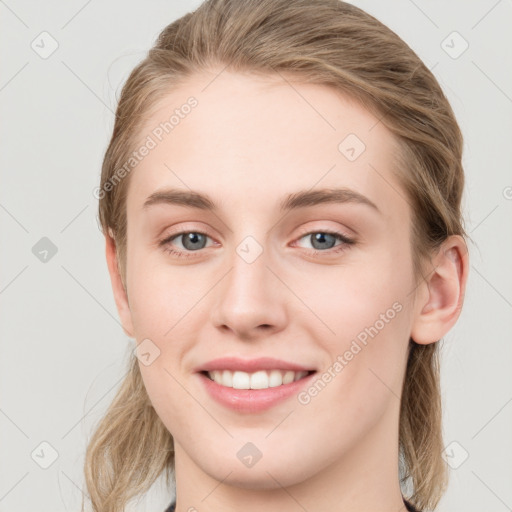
268, 369, 283, 388
222, 370, 233, 387
232, 371, 250, 389
283, 370, 295, 385
206, 369, 310, 389
249, 370, 268, 389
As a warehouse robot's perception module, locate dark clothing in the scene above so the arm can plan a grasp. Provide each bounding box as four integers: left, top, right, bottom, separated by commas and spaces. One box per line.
164, 497, 420, 511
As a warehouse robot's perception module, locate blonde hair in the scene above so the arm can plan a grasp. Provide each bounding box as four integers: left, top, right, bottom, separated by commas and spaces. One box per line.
86, 1, 468, 510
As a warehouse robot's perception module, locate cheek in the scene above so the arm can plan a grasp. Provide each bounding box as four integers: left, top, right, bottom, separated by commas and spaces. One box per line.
306, 298, 410, 435
311, 247, 413, 388
318, 255, 410, 336
126, 247, 191, 337
138, 361, 199, 440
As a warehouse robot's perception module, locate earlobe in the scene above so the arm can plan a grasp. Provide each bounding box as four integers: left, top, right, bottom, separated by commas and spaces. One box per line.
410, 236, 469, 345
105, 234, 135, 338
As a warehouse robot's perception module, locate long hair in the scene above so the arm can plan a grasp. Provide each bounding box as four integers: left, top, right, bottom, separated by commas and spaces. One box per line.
86, 1, 468, 510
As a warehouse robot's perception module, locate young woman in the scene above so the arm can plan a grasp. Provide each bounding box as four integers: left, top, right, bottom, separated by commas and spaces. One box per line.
84, 1, 469, 511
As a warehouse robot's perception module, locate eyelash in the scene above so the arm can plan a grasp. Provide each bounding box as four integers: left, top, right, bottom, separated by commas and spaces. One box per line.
159, 229, 355, 259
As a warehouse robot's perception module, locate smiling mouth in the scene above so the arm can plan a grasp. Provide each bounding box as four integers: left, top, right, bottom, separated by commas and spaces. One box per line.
200, 369, 316, 390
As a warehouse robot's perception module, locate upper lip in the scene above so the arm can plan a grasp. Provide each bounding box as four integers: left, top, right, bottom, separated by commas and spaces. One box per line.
195, 357, 316, 373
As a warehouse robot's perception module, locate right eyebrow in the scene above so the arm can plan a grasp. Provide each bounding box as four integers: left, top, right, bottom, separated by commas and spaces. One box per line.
143, 189, 217, 211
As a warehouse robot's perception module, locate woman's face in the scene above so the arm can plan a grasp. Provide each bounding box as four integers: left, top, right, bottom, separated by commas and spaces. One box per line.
116, 70, 425, 489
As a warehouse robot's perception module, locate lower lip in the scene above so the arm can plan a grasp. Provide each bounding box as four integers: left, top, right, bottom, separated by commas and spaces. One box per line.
197, 371, 316, 413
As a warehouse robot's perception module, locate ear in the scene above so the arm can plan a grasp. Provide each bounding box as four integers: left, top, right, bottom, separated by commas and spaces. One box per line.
105, 233, 134, 338
410, 235, 469, 345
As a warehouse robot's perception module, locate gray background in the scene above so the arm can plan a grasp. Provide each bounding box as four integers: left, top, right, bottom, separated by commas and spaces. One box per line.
1, 0, 511, 511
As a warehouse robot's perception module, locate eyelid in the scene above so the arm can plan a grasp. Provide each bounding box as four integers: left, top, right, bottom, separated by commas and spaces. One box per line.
159, 228, 216, 247
293, 225, 354, 243
158, 225, 352, 244
158, 222, 217, 244
158, 223, 356, 258
299, 226, 353, 239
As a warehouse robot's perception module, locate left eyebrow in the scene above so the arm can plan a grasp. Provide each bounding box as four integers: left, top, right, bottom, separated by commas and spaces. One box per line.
142, 187, 380, 214
279, 187, 380, 214
143, 189, 217, 211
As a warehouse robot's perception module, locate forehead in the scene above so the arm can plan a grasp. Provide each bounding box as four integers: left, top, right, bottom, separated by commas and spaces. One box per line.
127, 70, 408, 222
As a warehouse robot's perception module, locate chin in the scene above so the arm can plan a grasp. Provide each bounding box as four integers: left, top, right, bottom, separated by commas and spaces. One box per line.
209, 468, 303, 491
199, 453, 313, 490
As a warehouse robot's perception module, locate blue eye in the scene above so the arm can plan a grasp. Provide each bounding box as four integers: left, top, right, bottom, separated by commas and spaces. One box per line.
296, 230, 355, 254
160, 231, 212, 258
174, 232, 208, 251
159, 229, 355, 259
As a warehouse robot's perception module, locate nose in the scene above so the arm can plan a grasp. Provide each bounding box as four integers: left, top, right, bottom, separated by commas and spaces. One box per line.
210, 244, 288, 340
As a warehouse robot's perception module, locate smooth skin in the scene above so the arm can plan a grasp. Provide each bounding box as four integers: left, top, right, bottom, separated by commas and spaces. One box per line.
105, 69, 468, 512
